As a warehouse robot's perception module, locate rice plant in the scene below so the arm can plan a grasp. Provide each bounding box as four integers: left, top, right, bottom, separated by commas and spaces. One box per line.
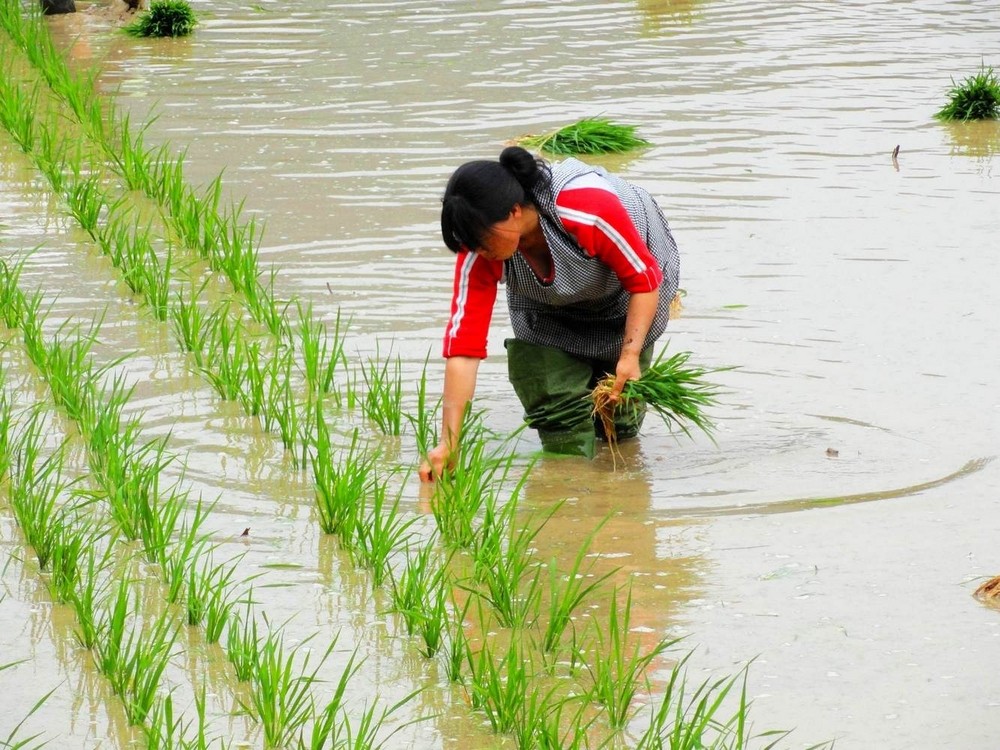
466, 638, 532, 735
0, 71, 38, 153
431, 422, 524, 550
47, 511, 101, 604
388, 539, 451, 656
352, 477, 416, 588
164, 498, 213, 605
442, 596, 472, 683
517, 117, 651, 155
295, 638, 362, 750
311, 423, 379, 539
541, 518, 616, 656
147, 689, 228, 750
361, 346, 404, 436
338, 692, 425, 750
936, 64, 1000, 122
169, 279, 214, 365
467, 496, 554, 629
69, 543, 116, 650
124, 0, 198, 38
225, 595, 262, 682
405, 354, 439, 458
586, 585, 673, 729
296, 301, 347, 395
240, 632, 330, 748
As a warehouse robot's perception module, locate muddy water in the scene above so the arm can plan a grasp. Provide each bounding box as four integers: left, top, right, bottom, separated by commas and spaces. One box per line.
2, 0, 1000, 748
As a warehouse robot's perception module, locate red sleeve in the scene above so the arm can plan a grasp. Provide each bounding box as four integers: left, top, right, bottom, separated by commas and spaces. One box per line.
442, 251, 502, 359
555, 181, 663, 293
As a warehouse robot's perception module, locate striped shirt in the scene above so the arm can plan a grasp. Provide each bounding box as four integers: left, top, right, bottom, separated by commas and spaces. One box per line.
443, 158, 680, 361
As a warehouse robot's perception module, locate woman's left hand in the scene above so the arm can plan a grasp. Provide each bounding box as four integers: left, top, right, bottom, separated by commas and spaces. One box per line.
610, 352, 642, 403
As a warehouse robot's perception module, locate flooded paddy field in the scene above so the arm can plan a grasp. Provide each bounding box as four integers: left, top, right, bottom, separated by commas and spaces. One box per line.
1, 0, 999, 748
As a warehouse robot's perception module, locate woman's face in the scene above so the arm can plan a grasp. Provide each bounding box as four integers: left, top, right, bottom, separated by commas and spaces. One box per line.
473, 210, 521, 262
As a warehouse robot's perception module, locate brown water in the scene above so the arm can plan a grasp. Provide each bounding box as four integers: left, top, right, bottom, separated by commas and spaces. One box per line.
2, 0, 1000, 748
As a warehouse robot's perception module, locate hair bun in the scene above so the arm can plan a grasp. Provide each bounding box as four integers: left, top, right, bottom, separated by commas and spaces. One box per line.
499, 146, 549, 192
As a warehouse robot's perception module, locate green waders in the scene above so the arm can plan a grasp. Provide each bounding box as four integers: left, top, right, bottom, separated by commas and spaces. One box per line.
504, 338, 652, 458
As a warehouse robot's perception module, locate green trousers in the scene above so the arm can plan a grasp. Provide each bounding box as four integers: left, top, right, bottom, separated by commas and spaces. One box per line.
505, 338, 652, 458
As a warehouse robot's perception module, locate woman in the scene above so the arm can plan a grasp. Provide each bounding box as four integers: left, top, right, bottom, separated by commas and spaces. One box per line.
418, 146, 680, 481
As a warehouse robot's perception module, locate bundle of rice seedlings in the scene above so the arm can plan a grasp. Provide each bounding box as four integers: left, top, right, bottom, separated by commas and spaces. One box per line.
935, 65, 1000, 122
124, 0, 197, 37
517, 117, 651, 155
591, 348, 730, 452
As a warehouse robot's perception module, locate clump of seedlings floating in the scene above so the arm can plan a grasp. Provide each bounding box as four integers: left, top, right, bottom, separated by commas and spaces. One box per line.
517, 116, 651, 155
124, 0, 197, 38
935, 64, 1000, 122
592, 347, 731, 453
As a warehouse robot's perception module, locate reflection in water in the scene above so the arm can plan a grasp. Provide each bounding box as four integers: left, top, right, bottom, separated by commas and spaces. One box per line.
943, 119, 1000, 160
521, 458, 708, 649
635, 0, 707, 33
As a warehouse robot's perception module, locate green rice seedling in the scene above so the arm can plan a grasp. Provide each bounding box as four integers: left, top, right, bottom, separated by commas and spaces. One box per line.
118, 611, 181, 725
266, 352, 306, 463
532, 695, 596, 750
240, 632, 330, 748
388, 539, 445, 637
592, 347, 732, 449
225, 594, 261, 682
186, 551, 248, 643
298, 643, 362, 750
467, 638, 531, 735
518, 117, 651, 155
164, 498, 213, 604
632, 652, 738, 750
94, 575, 180, 724
0, 256, 29, 329
586, 585, 673, 729
338, 689, 424, 750
16, 289, 49, 371
69, 543, 116, 650
361, 347, 404, 436
34, 117, 72, 194
353, 477, 416, 588
148, 146, 188, 207
236, 337, 267, 418
146, 692, 189, 750
936, 64, 1000, 122
201, 307, 248, 402
250, 268, 290, 341
169, 280, 214, 365
8, 410, 75, 570
541, 518, 616, 656
47, 511, 101, 604
64, 172, 107, 242
124, 0, 198, 38
0, 73, 38, 153
100, 435, 172, 542
109, 112, 156, 193
295, 302, 348, 395
442, 594, 473, 683
137, 483, 188, 568
404, 354, 439, 458
467, 497, 553, 630
311, 423, 378, 538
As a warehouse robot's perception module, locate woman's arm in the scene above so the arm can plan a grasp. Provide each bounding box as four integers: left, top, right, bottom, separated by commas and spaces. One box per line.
611, 288, 659, 400
419, 355, 481, 481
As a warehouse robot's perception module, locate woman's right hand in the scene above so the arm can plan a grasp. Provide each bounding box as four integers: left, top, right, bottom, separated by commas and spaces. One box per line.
419, 441, 455, 482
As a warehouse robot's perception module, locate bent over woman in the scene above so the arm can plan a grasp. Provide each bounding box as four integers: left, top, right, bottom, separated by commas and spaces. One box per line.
418, 146, 680, 481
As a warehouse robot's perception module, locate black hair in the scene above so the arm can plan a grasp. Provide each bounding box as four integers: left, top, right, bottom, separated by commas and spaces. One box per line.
440, 146, 552, 253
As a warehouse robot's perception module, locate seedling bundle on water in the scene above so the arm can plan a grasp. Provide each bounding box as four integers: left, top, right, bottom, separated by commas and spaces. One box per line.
935, 64, 1000, 122
591, 347, 730, 450
124, 0, 197, 37
517, 117, 650, 155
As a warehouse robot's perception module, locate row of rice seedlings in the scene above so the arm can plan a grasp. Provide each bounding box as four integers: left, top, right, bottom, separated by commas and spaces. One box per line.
2, 247, 421, 748
0, 371, 181, 730
0, 1, 288, 344
0, 277, 360, 746
0, 0, 378, 428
